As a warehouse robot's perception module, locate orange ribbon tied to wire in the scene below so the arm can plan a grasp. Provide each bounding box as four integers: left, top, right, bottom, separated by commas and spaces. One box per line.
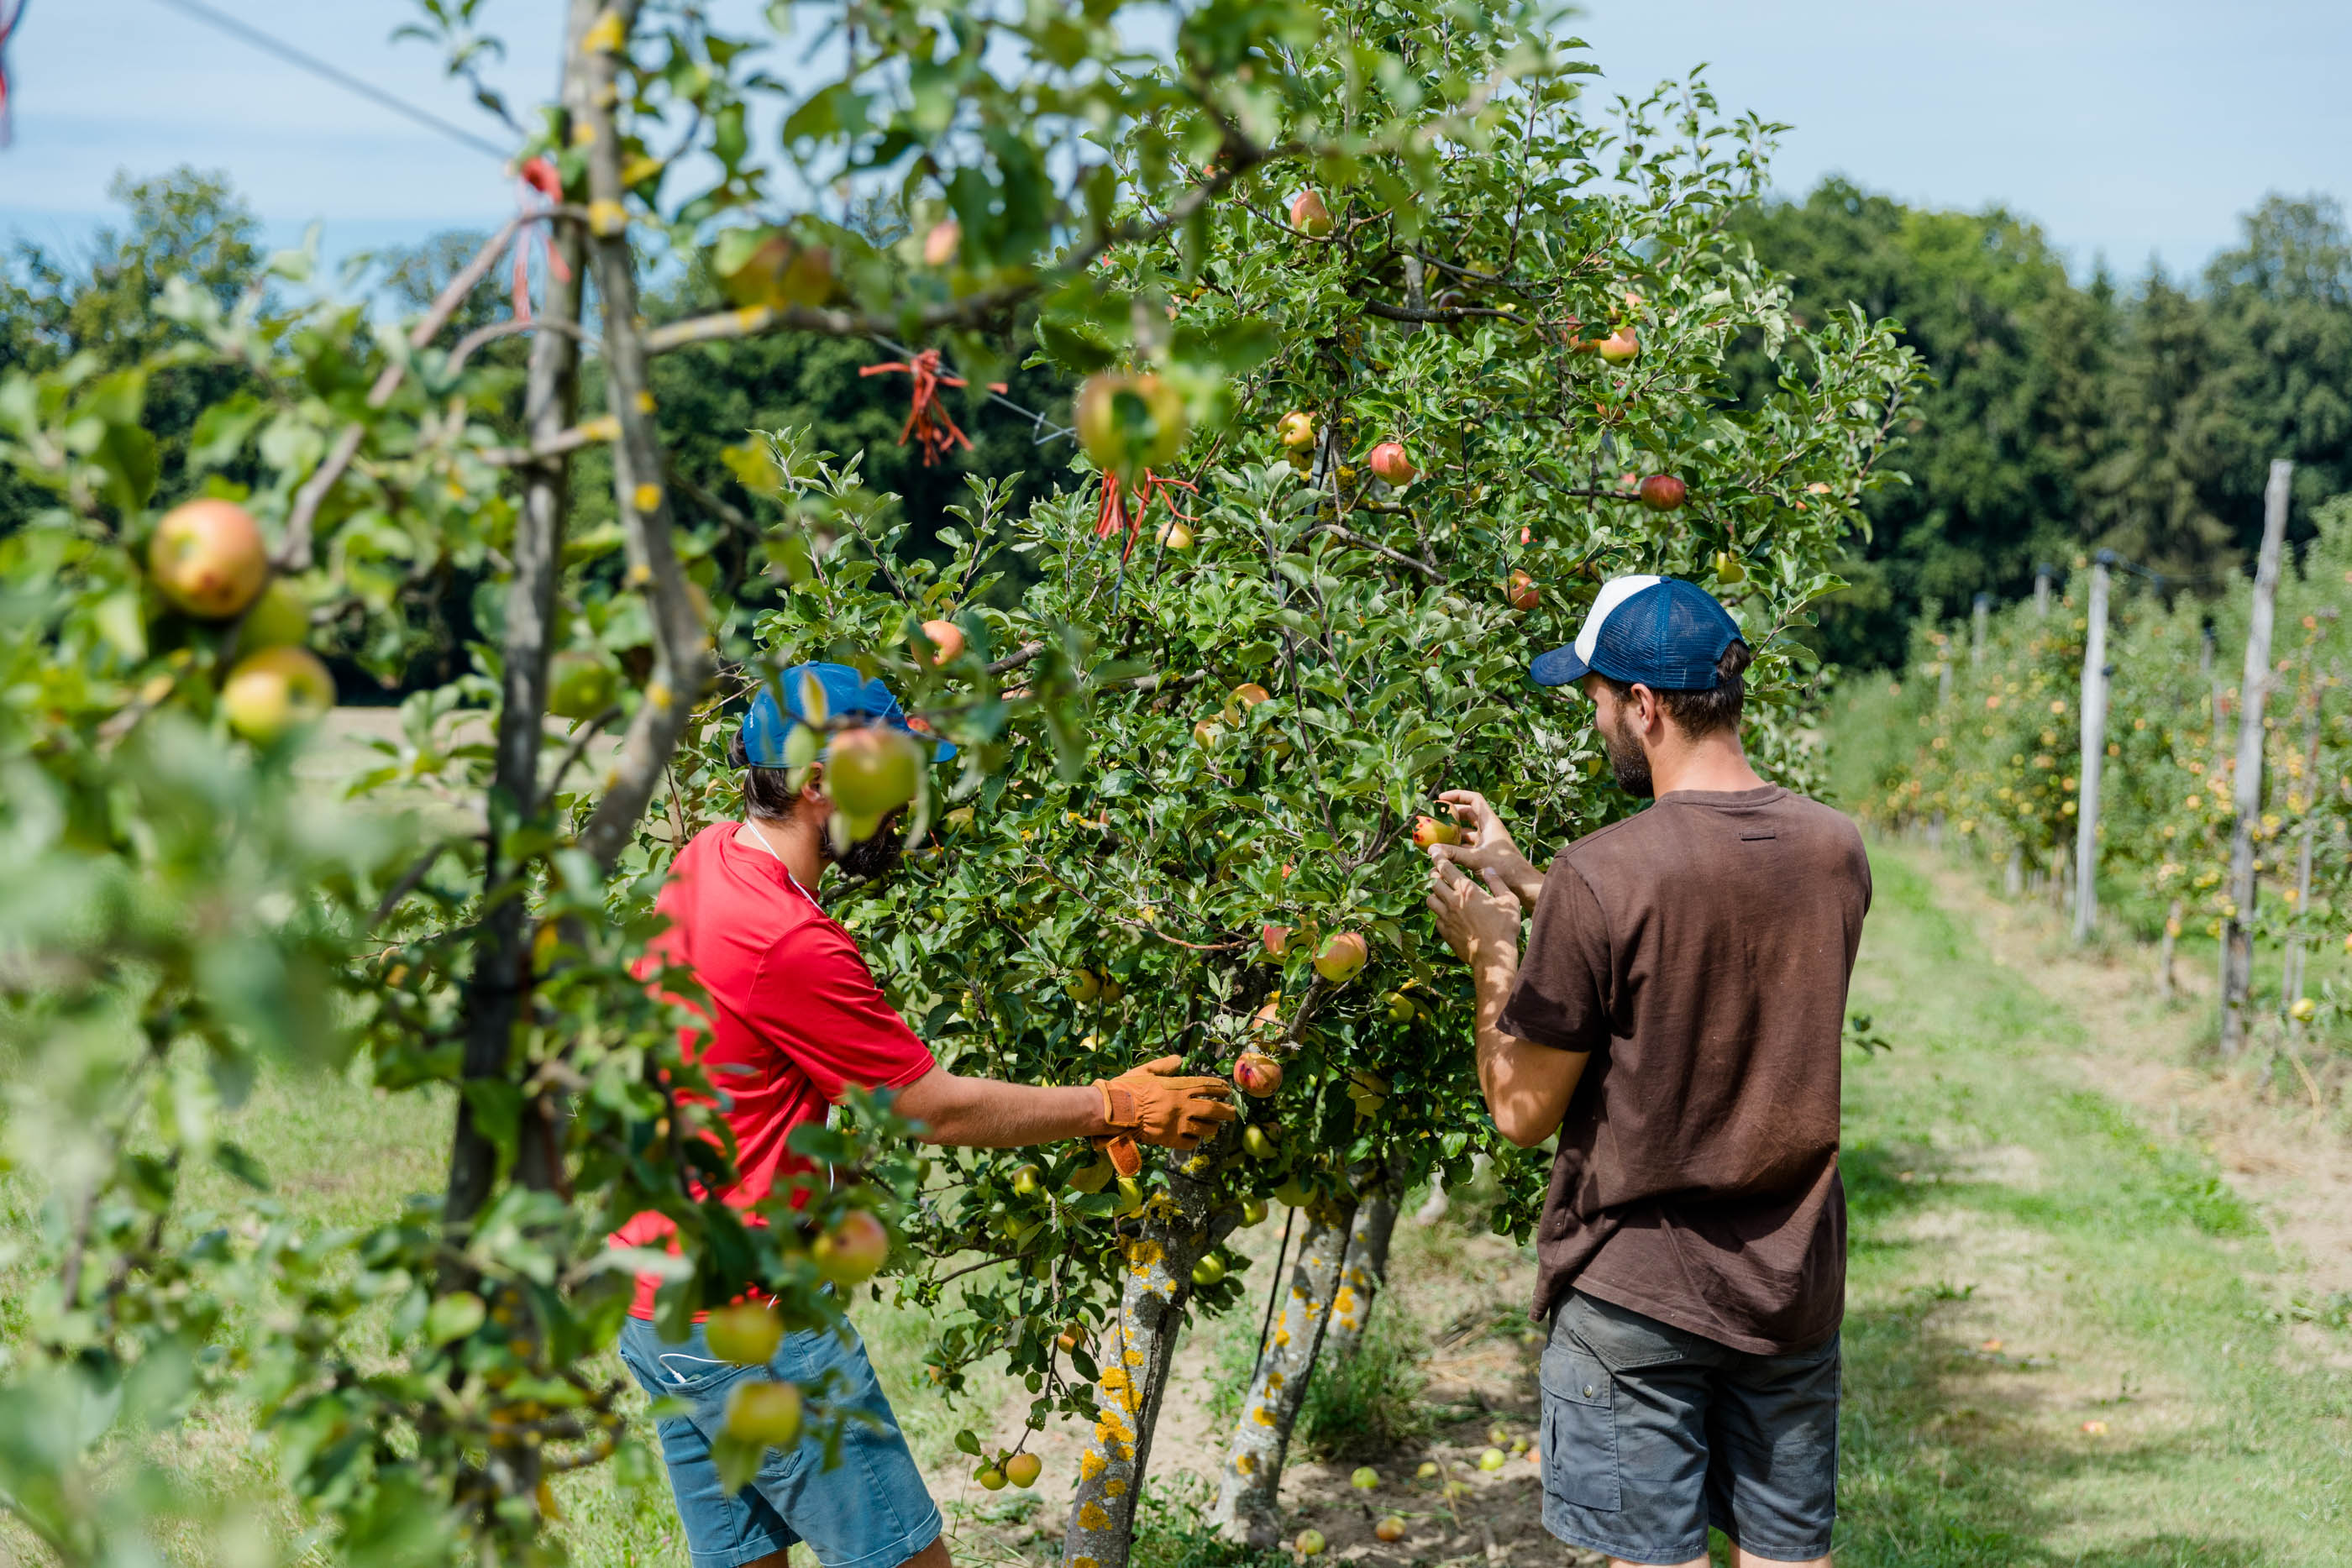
1095, 469, 1198, 561
511, 155, 573, 323
861, 349, 1008, 466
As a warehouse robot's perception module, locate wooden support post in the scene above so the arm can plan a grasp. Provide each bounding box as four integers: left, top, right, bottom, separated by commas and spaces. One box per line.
2035, 564, 2052, 619
2220, 459, 2296, 1056
2283, 670, 2328, 1009
2004, 848, 2023, 898
2073, 553, 2112, 941
2160, 899, 2182, 1002
1972, 592, 1991, 663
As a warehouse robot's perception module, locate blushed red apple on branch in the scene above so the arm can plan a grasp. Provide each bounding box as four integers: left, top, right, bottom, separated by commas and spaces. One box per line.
1368, 442, 1415, 486
1288, 190, 1334, 237
1638, 474, 1688, 511
1275, 411, 1315, 450
149, 498, 268, 620
1506, 570, 1539, 611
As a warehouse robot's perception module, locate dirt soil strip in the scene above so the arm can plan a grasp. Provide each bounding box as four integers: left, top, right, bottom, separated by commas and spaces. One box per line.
1914, 847, 2352, 1354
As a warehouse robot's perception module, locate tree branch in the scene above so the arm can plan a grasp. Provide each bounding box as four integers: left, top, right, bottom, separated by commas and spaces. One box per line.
1314, 522, 1442, 582
642, 139, 1307, 359
1361, 299, 1532, 328
277, 216, 528, 571
575, 4, 715, 873
448, 315, 600, 378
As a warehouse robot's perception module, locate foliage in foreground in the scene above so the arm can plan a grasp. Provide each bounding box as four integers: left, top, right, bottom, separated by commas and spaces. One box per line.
0, 1, 1921, 1564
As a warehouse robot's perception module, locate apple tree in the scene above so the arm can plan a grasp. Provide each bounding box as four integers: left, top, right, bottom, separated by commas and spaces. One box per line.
0, 0, 1551, 1558
694, 30, 1928, 1568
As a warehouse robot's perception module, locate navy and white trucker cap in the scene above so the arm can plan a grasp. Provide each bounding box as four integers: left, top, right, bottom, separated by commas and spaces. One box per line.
1529, 575, 1743, 690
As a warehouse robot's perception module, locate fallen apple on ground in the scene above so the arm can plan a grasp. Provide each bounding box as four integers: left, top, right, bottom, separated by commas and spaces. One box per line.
1375, 1518, 1406, 1543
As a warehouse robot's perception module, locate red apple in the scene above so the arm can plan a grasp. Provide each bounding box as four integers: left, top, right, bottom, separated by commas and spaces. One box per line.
1638, 474, 1687, 511
150, 499, 269, 620
1314, 931, 1368, 983
1233, 1051, 1284, 1098
1595, 327, 1640, 364
1507, 569, 1539, 611
1412, 815, 1463, 848
917, 618, 966, 662
811, 1209, 890, 1286
1261, 924, 1293, 957
1368, 442, 1415, 486
1289, 191, 1334, 237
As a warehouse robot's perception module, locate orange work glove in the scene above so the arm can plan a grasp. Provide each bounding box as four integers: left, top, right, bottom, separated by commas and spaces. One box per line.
1091, 1055, 1237, 1175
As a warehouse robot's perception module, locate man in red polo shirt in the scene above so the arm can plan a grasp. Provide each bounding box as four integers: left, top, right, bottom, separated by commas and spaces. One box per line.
613, 663, 1233, 1568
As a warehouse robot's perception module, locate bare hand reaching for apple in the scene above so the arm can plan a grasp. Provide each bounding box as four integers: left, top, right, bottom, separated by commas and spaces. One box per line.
1427, 856, 1524, 968
1427, 790, 1546, 906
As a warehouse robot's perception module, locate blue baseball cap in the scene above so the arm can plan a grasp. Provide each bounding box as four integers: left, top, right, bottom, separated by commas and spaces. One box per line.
1530, 575, 1743, 690
739, 661, 956, 764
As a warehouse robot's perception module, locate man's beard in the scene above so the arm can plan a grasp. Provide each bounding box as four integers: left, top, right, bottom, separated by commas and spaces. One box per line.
826, 814, 906, 880
1602, 708, 1654, 799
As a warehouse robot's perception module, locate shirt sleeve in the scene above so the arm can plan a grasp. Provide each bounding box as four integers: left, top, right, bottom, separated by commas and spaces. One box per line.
1496, 862, 1614, 1054
748, 922, 937, 1101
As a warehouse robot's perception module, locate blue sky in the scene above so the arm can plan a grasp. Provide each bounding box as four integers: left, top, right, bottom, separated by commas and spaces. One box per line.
3, 0, 2348, 282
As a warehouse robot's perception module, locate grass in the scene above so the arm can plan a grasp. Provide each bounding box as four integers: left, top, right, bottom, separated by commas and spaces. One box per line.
1830, 839, 2352, 1566
12, 804, 2352, 1567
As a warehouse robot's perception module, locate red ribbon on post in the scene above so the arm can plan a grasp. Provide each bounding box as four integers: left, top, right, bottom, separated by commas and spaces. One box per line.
0, 0, 29, 149
511, 155, 572, 322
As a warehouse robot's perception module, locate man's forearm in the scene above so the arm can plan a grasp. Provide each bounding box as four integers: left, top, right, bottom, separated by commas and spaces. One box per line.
1469, 943, 1588, 1148
897, 1072, 1110, 1148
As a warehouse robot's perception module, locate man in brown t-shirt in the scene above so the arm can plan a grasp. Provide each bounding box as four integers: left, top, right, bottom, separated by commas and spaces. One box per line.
1427, 575, 1870, 1568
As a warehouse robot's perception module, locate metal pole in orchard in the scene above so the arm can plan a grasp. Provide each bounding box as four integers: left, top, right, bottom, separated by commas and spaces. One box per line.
2035, 563, 2053, 619
1972, 592, 1990, 663
2072, 553, 2112, 942
2220, 459, 2297, 1056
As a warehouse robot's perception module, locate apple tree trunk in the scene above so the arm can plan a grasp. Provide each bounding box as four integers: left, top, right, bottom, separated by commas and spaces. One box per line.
1207, 1197, 1358, 1546
1059, 1141, 1239, 1568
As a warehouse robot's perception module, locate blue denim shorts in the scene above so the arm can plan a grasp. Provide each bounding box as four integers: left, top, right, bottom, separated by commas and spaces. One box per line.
1539, 1290, 1839, 1565
618, 1315, 943, 1568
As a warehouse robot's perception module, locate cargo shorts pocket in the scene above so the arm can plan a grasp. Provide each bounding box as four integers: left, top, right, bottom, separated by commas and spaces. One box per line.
1540, 1340, 1620, 1512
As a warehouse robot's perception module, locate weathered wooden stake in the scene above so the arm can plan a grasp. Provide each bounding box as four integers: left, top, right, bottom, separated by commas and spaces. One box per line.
2073, 553, 2111, 941
1971, 591, 1991, 663
2220, 459, 2297, 1056
2159, 899, 2183, 1002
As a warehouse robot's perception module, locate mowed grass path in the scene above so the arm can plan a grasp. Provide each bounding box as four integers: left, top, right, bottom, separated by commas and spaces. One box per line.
1833, 842, 2352, 1567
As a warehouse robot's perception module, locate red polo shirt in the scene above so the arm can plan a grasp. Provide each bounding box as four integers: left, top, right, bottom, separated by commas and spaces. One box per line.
609, 821, 936, 1319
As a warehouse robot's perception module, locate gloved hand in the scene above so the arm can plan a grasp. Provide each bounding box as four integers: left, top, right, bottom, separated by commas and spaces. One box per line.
1090, 1055, 1238, 1175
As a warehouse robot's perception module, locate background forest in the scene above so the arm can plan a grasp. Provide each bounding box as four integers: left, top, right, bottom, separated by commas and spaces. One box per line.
10, 165, 2349, 679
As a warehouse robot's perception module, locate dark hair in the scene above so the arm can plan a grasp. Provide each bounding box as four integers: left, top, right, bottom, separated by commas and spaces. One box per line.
1601, 640, 1752, 738
727, 729, 806, 821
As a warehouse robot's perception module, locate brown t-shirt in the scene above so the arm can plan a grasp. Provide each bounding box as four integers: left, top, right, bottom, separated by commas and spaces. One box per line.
1498, 784, 1870, 1354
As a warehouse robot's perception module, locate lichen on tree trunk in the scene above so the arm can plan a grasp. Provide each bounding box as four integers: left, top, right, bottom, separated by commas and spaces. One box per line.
1316, 1180, 1398, 1366
1060, 1136, 1237, 1568
1208, 1198, 1358, 1546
